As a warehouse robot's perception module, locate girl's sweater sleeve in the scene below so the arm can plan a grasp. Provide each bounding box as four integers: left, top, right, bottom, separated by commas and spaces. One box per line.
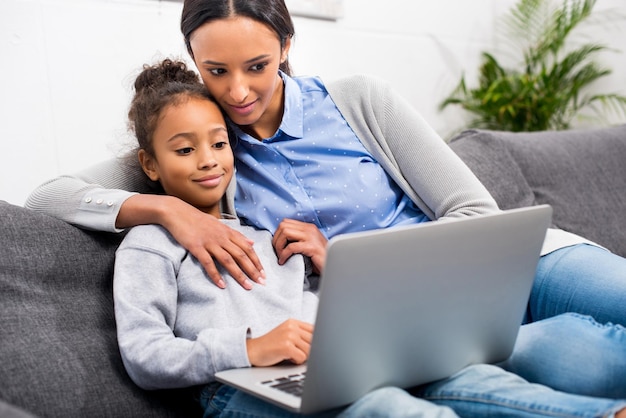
113, 227, 250, 390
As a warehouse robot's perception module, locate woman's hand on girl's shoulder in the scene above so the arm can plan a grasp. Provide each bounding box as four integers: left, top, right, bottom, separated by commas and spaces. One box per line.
158, 196, 266, 289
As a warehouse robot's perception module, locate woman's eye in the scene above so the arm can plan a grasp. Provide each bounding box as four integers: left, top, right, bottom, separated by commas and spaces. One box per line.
176, 147, 193, 155
209, 68, 226, 76
250, 62, 267, 72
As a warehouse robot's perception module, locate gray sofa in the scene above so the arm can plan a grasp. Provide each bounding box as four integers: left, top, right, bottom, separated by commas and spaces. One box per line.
447, 124, 626, 258
1, 125, 625, 417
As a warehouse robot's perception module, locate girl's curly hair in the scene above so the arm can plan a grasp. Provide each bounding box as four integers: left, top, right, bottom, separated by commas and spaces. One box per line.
127, 58, 212, 157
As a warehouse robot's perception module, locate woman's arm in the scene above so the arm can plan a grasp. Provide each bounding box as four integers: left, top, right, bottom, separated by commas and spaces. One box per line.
327, 75, 500, 221
26, 156, 264, 287
120, 194, 264, 288
25, 157, 149, 231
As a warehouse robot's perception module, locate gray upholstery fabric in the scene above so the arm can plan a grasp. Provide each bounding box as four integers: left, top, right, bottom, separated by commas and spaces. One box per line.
0, 201, 198, 418
449, 125, 626, 258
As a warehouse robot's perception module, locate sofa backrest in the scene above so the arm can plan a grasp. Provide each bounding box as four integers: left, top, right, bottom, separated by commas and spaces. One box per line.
449, 125, 626, 258
0, 201, 197, 418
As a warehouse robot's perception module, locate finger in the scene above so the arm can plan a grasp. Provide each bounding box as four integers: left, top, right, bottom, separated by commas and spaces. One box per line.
279, 239, 312, 266
230, 234, 266, 281
292, 337, 312, 362
272, 226, 289, 252
210, 248, 253, 290
224, 238, 267, 284
298, 322, 314, 344
276, 243, 295, 265
187, 245, 226, 289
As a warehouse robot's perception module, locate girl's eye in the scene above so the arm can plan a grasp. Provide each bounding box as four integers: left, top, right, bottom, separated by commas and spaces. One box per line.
213, 141, 228, 150
176, 147, 193, 155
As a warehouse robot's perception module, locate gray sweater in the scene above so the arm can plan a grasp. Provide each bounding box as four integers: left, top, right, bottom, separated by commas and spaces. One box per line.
114, 218, 317, 390
25, 74, 592, 253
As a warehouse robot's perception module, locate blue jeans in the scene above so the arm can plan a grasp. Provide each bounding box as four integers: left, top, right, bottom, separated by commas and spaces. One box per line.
501, 313, 626, 398
199, 312, 626, 417
199, 382, 457, 417
528, 244, 626, 326
199, 360, 626, 417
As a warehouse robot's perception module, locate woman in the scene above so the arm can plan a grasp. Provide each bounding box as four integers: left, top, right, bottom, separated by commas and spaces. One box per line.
115, 56, 626, 418
26, 0, 626, 406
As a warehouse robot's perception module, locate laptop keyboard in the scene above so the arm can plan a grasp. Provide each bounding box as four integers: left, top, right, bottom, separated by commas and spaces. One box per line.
261, 372, 306, 397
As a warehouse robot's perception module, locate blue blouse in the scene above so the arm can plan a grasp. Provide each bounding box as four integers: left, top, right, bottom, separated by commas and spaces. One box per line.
232, 72, 428, 239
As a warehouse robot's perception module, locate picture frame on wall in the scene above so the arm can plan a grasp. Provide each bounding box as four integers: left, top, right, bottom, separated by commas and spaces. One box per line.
285, 0, 344, 20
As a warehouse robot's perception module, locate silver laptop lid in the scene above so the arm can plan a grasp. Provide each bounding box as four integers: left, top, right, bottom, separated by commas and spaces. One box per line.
299, 205, 552, 413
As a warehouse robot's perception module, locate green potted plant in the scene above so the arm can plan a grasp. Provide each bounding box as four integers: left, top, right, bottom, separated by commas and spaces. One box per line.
440, 0, 626, 132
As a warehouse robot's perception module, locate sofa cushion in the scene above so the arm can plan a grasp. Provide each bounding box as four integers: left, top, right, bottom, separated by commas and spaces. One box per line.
448, 129, 537, 211
449, 125, 626, 258
0, 201, 198, 418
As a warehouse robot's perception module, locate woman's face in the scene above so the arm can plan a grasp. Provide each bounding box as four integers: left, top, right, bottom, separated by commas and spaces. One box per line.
139, 97, 234, 218
189, 16, 290, 139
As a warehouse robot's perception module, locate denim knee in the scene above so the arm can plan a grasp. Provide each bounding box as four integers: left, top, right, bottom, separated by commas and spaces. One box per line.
342, 387, 458, 418
501, 313, 626, 398
415, 363, 626, 417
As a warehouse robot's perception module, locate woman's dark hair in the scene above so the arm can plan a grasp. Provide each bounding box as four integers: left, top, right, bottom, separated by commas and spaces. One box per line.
128, 58, 213, 157
181, 0, 295, 75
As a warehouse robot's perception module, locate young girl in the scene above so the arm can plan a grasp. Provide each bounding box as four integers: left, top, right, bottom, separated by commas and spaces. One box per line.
114, 58, 626, 418
114, 58, 317, 391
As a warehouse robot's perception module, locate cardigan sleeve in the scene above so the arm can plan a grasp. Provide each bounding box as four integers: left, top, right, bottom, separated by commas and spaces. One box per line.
25, 152, 237, 232
326, 75, 595, 255
326, 74, 500, 221
24, 154, 155, 232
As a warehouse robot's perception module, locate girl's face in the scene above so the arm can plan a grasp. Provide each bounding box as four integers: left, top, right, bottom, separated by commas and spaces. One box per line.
189, 16, 290, 140
139, 97, 234, 218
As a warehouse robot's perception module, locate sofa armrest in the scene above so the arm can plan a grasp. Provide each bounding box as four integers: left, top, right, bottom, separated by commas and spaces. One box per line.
0, 201, 198, 417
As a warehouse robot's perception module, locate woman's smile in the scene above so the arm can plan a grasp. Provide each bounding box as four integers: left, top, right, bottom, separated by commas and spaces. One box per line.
228, 99, 258, 118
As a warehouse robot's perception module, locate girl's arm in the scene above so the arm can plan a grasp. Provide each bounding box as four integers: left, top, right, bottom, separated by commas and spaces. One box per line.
246, 319, 314, 367
26, 156, 264, 287
114, 231, 251, 390
114, 229, 312, 389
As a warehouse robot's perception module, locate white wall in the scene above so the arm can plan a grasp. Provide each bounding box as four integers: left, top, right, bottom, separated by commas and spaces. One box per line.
1, 0, 625, 206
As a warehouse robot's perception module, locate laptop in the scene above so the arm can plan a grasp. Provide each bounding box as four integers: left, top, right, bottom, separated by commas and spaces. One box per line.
215, 205, 552, 414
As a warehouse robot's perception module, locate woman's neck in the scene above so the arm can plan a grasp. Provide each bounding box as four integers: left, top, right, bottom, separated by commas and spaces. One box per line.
240, 73, 285, 141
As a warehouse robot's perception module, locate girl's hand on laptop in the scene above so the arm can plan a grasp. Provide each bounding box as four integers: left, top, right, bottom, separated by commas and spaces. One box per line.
273, 219, 328, 274
246, 319, 314, 366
